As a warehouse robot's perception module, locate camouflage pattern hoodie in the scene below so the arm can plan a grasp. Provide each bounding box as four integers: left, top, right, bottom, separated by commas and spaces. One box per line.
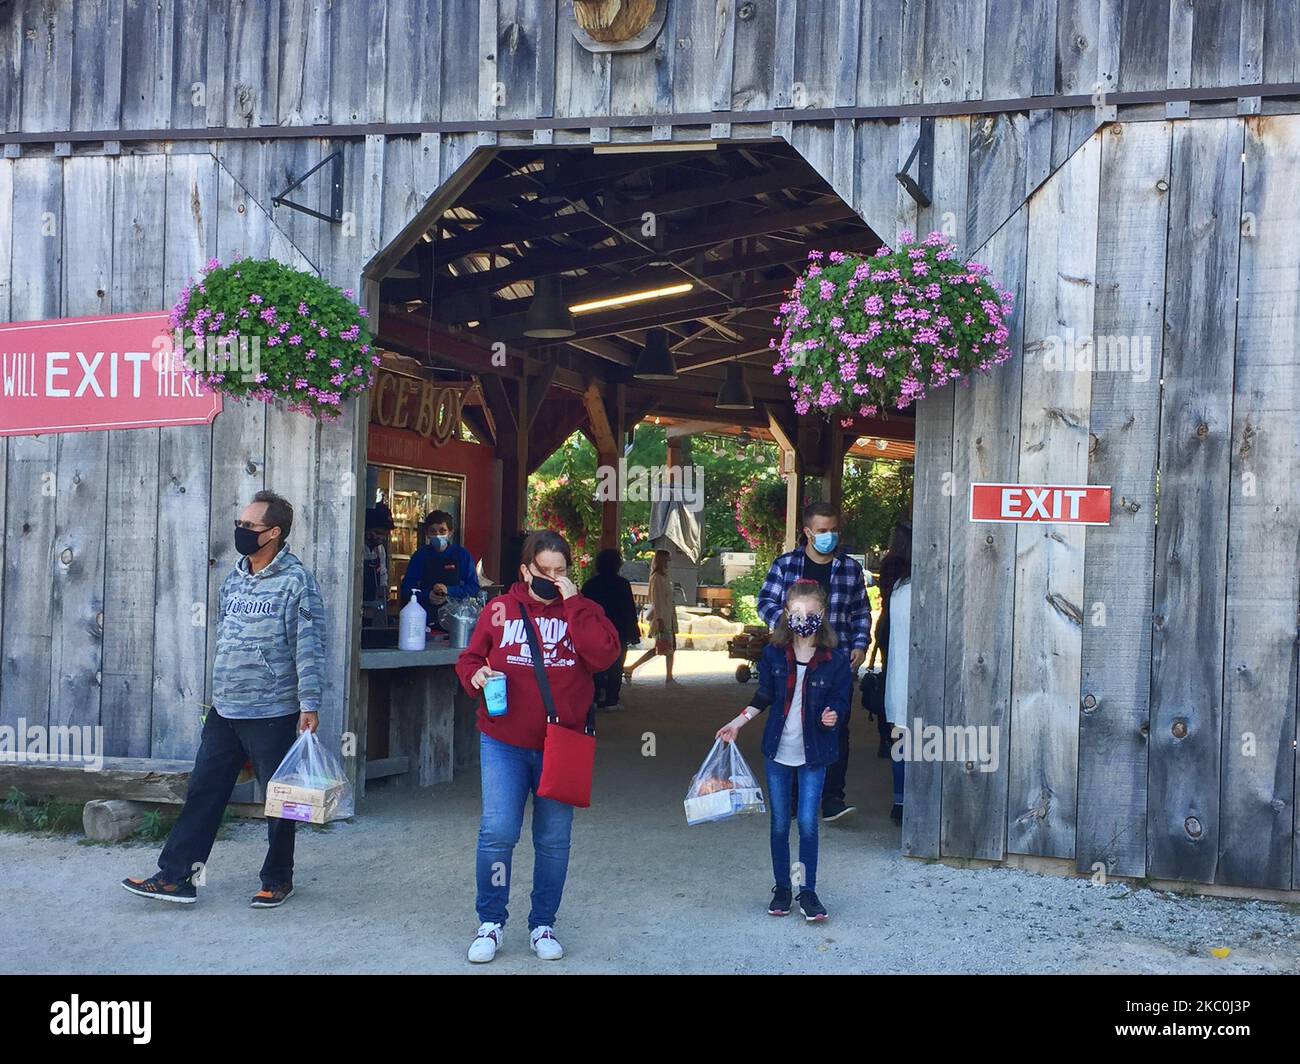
213, 545, 326, 719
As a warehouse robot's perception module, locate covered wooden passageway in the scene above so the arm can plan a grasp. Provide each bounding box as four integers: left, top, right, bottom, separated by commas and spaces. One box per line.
366, 140, 916, 575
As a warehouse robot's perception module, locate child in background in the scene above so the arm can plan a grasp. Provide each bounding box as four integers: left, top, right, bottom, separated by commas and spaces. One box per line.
717, 579, 850, 921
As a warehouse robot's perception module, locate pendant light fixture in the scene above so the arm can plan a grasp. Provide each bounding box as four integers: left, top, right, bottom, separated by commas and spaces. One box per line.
714, 361, 754, 410
523, 275, 576, 338
632, 327, 677, 380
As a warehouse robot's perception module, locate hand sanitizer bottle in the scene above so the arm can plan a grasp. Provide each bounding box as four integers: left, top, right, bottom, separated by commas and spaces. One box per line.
399, 596, 427, 651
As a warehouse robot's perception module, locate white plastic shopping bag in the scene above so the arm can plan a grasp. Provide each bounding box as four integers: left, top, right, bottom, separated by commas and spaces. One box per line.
684, 739, 766, 825
264, 729, 355, 824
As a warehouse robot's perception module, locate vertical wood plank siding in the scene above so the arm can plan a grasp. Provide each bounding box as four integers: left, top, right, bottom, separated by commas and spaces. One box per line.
0, 1, 1297, 893
1148, 119, 1243, 883
1074, 121, 1169, 879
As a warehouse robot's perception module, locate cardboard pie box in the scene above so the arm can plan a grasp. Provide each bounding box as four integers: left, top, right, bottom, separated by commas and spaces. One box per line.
684, 790, 734, 826
264, 773, 346, 825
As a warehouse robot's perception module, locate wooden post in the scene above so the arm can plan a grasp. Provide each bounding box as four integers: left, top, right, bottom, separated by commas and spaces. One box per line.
765, 404, 800, 552
485, 372, 529, 582
825, 421, 848, 515
583, 379, 625, 551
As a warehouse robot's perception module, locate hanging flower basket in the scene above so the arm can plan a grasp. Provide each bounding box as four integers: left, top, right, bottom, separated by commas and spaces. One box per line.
527, 473, 601, 581
772, 231, 1015, 425
170, 257, 377, 419
733, 480, 787, 555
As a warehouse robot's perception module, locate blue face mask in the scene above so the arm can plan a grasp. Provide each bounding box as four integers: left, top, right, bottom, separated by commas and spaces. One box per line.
431, 534, 449, 550
811, 531, 839, 554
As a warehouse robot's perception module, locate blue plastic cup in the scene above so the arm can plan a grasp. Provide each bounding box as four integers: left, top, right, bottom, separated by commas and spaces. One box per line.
484, 672, 508, 717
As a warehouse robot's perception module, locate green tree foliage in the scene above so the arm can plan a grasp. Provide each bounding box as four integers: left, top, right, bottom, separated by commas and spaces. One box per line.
841, 456, 914, 562
532, 425, 780, 561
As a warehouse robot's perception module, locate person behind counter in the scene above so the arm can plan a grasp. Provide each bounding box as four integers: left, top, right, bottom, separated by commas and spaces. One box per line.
362, 506, 394, 626
399, 510, 480, 620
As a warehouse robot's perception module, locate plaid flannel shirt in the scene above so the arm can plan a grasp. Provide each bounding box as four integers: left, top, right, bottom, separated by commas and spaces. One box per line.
756, 548, 871, 652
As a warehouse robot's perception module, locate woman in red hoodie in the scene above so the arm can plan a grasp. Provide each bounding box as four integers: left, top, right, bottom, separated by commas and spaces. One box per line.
455, 530, 620, 964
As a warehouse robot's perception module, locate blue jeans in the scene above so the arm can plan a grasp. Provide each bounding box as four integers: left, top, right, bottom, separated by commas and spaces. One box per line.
476, 733, 575, 930
765, 760, 827, 892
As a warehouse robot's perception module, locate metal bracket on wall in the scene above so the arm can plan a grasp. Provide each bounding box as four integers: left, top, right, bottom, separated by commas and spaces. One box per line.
895, 117, 934, 207
272, 150, 344, 223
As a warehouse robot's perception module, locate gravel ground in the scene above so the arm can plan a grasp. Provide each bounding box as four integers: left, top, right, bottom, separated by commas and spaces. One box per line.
3, 652, 1299, 975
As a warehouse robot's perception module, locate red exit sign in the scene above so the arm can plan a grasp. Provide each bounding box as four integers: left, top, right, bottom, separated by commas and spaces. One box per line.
969, 482, 1111, 525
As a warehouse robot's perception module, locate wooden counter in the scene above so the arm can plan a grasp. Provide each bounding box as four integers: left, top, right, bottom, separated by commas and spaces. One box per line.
355, 642, 477, 796
360, 646, 463, 670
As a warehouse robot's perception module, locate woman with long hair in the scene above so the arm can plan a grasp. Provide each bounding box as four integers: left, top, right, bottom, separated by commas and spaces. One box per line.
456, 530, 621, 964
624, 548, 679, 685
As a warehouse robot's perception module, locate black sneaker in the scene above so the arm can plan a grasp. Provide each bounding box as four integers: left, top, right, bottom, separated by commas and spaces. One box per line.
250, 886, 294, 908
121, 874, 196, 904
798, 890, 828, 922
768, 885, 793, 916
822, 801, 856, 822
890, 803, 904, 823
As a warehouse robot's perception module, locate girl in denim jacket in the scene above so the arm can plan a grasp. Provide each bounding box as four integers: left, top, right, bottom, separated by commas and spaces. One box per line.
717, 580, 851, 921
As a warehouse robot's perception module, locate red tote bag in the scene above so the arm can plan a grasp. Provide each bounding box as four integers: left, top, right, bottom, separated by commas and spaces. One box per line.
518, 604, 597, 808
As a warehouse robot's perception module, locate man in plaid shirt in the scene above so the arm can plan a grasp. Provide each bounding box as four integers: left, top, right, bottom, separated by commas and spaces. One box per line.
757, 501, 871, 821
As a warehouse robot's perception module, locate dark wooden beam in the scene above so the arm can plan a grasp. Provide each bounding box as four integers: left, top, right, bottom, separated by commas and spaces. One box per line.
566, 336, 636, 366
433, 200, 859, 299
379, 308, 524, 379
436, 161, 825, 260
624, 388, 771, 427
675, 346, 776, 373
454, 153, 681, 208
537, 279, 790, 344
460, 401, 496, 448
525, 358, 559, 433
582, 379, 618, 457
527, 395, 589, 474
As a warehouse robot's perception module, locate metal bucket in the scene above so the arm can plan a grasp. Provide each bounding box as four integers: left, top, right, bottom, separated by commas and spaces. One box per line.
447, 612, 475, 649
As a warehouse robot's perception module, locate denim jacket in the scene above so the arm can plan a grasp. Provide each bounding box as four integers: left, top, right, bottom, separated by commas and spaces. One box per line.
750, 643, 851, 767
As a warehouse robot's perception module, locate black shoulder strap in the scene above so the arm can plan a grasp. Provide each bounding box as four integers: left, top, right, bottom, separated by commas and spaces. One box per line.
517, 601, 595, 736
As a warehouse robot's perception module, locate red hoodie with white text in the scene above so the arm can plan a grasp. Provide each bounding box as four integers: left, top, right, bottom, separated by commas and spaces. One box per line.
455, 582, 622, 751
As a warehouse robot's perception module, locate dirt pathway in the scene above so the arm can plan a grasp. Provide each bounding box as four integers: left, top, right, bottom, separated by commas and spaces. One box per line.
3, 652, 1298, 974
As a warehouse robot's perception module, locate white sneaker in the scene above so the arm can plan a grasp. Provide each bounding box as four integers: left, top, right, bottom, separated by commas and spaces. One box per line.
530, 925, 564, 960
467, 922, 503, 963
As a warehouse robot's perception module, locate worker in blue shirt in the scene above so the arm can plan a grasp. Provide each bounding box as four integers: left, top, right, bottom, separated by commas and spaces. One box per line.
400, 510, 480, 619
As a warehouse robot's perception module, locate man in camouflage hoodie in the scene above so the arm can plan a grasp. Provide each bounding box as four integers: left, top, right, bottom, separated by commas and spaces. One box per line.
123, 490, 326, 908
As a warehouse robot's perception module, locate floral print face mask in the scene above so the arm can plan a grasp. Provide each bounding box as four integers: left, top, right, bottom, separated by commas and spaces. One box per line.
788, 611, 823, 637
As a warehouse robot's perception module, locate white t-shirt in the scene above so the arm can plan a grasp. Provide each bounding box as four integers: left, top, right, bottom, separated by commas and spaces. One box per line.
884, 580, 911, 727
774, 663, 808, 766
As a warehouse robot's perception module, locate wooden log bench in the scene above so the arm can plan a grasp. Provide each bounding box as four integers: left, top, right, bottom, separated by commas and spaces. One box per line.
0, 757, 195, 804
0, 758, 267, 833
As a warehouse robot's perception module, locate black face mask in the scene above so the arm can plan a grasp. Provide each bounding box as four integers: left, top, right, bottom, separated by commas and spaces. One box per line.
235, 526, 267, 557
529, 574, 560, 601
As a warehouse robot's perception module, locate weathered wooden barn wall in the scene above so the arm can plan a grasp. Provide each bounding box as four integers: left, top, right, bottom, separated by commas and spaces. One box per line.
904, 114, 1300, 891
5, 0, 1300, 134
0, 144, 368, 773
0, 1, 1297, 888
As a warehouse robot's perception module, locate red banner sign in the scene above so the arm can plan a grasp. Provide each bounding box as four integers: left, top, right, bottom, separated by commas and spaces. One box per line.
0, 312, 222, 437
970, 482, 1112, 525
